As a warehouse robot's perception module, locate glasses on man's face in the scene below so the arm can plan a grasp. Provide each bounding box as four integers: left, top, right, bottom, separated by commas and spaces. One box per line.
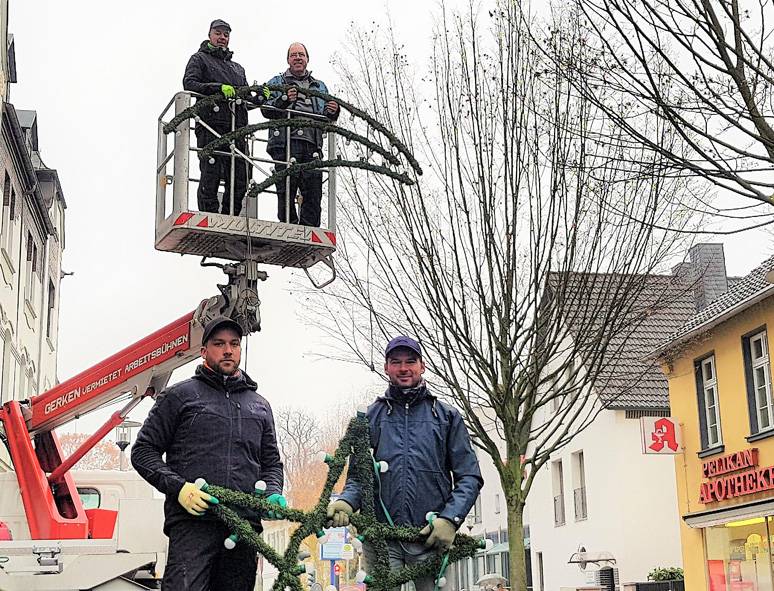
289, 52, 307, 59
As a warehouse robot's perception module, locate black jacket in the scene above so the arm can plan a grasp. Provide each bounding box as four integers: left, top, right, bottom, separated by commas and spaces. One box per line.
338, 384, 483, 528
131, 365, 283, 532
183, 41, 250, 132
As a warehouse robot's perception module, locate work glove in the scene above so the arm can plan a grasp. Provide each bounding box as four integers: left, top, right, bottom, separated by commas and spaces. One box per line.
177, 482, 219, 516
264, 493, 288, 520
221, 84, 236, 98
420, 517, 456, 553
326, 499, 354, 527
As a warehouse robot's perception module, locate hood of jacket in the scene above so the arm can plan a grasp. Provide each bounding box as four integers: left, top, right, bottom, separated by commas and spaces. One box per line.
192, 363, 257, 394
198, 40, 234, 61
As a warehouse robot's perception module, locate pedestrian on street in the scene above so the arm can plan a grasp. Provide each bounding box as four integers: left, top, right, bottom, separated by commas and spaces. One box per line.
131, 316, 285, 591
183, 19, 252, 216
327, 336, 484, 591
261, 42, 340, 227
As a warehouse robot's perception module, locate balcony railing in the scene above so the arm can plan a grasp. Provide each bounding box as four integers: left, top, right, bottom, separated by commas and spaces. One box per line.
553, 494, 565, 526
574, 487, 587, 520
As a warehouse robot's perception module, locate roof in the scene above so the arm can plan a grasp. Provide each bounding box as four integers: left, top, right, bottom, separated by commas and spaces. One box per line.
559, 273, 696, 410
653, 256, 774, 356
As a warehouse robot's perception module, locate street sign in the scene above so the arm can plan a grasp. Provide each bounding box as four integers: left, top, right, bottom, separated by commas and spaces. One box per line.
320, 527, 348, 560
334, 564, 342, 575
342, 543, 354, 560
640, 417, 683, 454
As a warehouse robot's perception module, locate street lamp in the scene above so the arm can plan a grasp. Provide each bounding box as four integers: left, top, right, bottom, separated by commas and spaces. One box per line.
115, 420, 141, 470
466, 514, 475, 533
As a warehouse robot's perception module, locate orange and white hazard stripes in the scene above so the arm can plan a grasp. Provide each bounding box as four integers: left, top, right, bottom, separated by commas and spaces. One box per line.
172, 212, 209, 228
310, 229, 336, 246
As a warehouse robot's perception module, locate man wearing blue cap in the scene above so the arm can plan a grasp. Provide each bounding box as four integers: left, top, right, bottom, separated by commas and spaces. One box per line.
328, 336, 483, 591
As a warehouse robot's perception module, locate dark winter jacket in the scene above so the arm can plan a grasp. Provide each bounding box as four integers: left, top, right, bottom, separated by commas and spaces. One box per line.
183, 41, 250, 132
338, 384, 483, 529
261, 70, 339, 152
131, 365, 283, 533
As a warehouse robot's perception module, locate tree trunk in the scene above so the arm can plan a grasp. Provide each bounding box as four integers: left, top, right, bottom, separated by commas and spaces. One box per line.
506, 494, 527, 591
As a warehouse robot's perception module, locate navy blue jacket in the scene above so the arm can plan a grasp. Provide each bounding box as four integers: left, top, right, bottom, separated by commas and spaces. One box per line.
131, 365, 283, 532
338, 384, 483, 528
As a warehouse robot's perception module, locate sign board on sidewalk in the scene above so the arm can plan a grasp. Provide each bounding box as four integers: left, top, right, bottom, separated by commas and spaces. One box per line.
640, 417, 683, 454
320, 527, 348, 560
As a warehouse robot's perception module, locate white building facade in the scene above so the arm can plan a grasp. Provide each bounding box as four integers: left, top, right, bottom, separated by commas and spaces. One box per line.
0, 32, 66, 468
527, 405, 683, 591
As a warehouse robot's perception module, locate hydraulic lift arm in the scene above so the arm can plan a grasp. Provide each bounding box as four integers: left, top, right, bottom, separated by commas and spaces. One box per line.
0, 260, 264, 540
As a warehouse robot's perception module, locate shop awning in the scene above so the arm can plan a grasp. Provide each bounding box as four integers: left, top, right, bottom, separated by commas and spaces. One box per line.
683, 499, 774, 528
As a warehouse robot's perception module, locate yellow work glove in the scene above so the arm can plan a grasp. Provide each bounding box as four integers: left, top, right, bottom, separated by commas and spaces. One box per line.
419, 517, 456, 552
326, 499, 354, 527
177, 481, 219, 516
221, 84, 236, 98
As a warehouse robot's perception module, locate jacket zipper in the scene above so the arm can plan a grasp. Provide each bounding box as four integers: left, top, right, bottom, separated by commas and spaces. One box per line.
403, 402, 409, 520
224, 378, 233, 487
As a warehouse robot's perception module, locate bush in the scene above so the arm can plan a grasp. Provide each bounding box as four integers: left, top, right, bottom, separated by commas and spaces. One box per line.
648, 567, 684, 582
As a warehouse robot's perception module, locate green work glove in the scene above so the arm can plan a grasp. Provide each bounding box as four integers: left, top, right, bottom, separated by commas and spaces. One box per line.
221, 84, 236, 98
262, 85, 271, 99
419, 517, 456, 552
326, 499, 354, 527
177, 482, 219, 516
265, 493, 287, 519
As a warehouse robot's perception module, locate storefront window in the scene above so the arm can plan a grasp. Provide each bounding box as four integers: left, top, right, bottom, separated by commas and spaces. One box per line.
706, 517, 773, 591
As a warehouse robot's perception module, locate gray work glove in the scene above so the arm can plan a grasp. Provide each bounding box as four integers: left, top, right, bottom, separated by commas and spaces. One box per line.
326, 499, 354, 527
419, 517, 456, 552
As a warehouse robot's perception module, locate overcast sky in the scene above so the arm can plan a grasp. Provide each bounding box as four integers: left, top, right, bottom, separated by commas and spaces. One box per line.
10, 1, 774, 436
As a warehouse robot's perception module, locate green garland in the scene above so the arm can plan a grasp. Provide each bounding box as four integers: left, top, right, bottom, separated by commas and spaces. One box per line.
162, 84, 422, 203
199, 119, 402, 167
163, 84, 422, 177
199, 412, 485, 591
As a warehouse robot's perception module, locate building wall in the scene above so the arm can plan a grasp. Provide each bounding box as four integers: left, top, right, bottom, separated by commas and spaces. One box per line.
528, 406, 682, 591
665, 296, 774, 591
0, 113, 65, 470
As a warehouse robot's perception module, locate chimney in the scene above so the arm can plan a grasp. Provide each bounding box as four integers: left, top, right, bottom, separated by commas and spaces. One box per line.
686, 243, 728, 311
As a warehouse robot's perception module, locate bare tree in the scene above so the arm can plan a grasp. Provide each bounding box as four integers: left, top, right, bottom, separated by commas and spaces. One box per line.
307, 3, 697, 590
58, 433, 120, 471
567, 0, 774, 221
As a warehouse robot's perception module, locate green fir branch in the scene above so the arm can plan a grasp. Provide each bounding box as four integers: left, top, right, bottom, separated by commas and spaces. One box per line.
200, 414, 482, 591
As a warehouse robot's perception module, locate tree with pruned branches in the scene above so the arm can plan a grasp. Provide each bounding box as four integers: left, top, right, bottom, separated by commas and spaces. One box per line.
305, 2, 698, 590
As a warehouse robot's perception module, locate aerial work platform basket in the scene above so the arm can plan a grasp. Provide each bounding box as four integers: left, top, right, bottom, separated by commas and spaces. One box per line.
155, 92, 337, 275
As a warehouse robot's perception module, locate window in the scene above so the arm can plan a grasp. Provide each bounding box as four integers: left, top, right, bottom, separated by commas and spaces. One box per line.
77, 487, 101, 509
24, 232, 39, 304
1, 173, 14, 254
704, 517, 774, 591
572, 450, 587, 520
472, 495, 482, 524
494, 493, 501, 514
744, 329, 774, 436
46, 280, 55, 338
536, 552, 545, 591
552, 459, 565, 526
696, 354, 723, 449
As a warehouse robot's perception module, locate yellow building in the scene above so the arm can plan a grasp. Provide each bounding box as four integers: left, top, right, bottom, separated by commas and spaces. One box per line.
655, 253, 774, 591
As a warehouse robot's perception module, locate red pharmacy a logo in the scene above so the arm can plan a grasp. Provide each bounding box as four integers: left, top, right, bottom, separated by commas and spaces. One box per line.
649, 418, 679, 452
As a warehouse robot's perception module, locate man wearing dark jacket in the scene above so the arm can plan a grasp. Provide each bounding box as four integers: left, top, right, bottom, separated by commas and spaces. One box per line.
261, 42, 340, 227
131, 317, 284, 591
328, 336, 483, 591
183, 19, 250, 216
